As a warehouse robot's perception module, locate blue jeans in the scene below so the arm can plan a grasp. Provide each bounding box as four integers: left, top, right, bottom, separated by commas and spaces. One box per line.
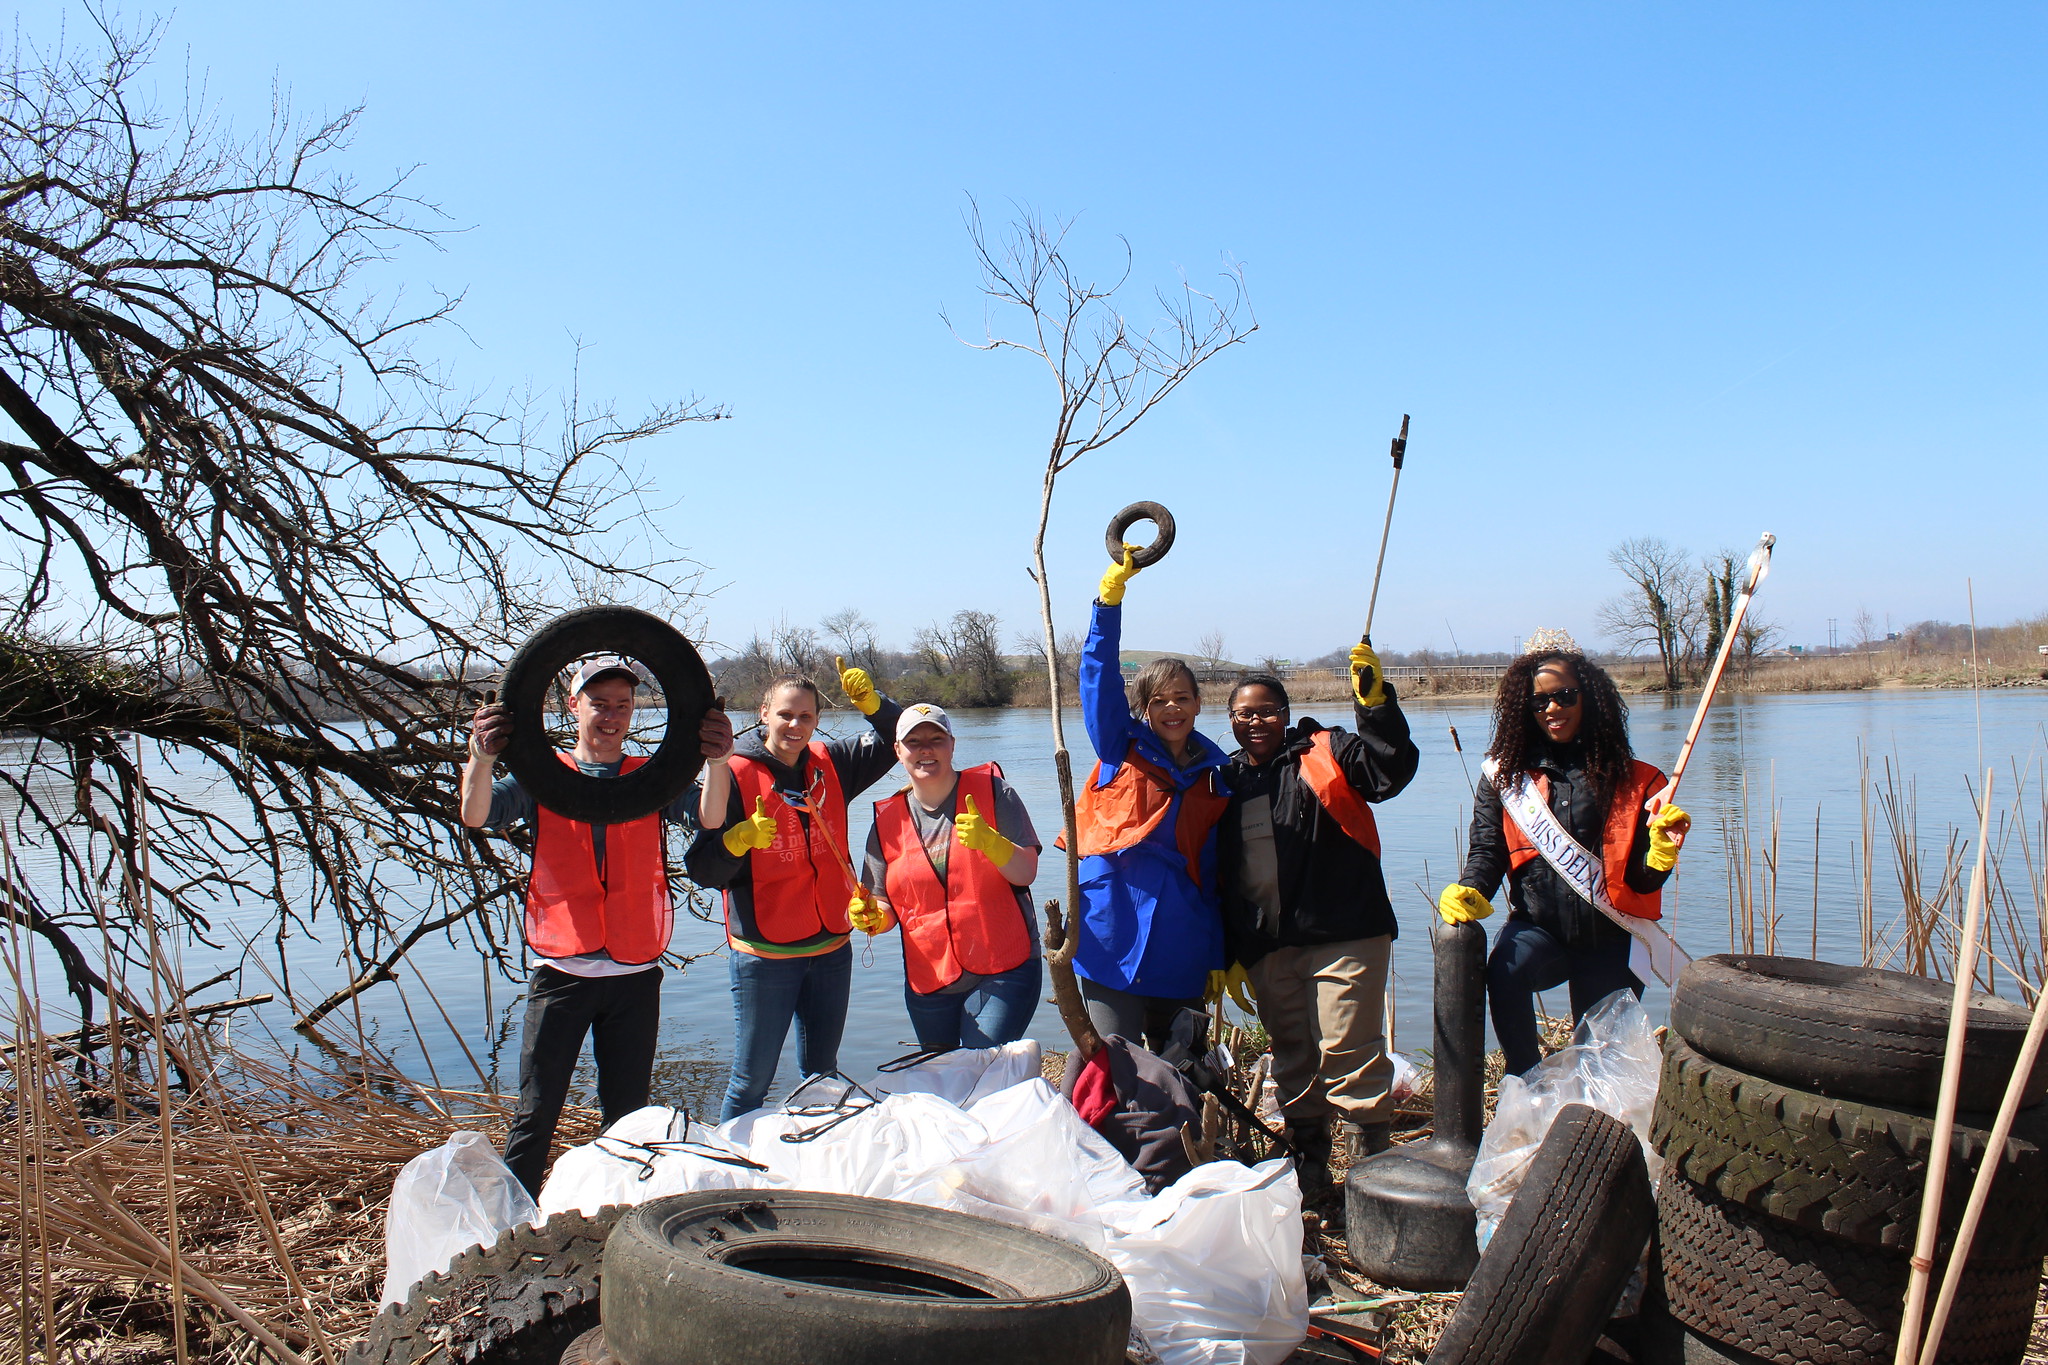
720, 943, 853, 1121
902, 955, 1043, 1052
1486, 914, 1641, 1078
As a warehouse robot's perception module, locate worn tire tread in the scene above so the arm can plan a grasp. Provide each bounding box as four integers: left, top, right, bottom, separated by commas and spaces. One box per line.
1656, 1174, 2039, 1365
348, 1207, 628, 1365
1430, 1105, 1655, 1365
1651, 1035, 2048, 1258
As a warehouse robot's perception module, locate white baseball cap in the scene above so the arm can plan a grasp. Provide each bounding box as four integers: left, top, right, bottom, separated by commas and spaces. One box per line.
895, 703, 954, 742
567, 655, 645, 696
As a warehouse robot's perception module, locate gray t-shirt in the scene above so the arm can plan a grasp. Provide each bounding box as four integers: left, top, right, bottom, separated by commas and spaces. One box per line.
486, 758, 692, 978
862, 772, 1040, 995
1234, 792, 1283, 936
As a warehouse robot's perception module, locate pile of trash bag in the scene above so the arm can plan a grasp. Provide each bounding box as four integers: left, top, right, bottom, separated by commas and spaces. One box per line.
1465, 990, 1664, 1251
383, 1040, 1307, 1365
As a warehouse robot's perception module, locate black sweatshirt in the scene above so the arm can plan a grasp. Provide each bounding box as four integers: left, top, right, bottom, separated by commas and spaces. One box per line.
1218, 686, 1420, 966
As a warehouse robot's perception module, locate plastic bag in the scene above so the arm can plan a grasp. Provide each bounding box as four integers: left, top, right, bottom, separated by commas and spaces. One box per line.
1387, 1050, 1421, 1105
872, 1039, 1044, 1107
537, 1106, 785, 1220
931, 1078, 1146, 1251
380, 1132, 538, 1307
1466, 989, 1663, 1250
728, 1086, 991, 1200
1101, 1158, 1308, 1365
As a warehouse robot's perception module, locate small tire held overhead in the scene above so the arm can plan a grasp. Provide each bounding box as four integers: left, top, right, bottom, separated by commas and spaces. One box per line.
1104, 501, 1176, 569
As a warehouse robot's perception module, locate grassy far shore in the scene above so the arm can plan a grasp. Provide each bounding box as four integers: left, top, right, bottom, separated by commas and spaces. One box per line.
1004, 648, 2048, 708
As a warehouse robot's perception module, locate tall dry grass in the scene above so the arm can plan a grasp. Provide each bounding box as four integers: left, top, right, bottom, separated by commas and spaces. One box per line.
1718, 748, 2048, 999
0, 833, 599, 1364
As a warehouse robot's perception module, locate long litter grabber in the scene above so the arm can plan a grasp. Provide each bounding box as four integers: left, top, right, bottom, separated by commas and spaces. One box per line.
1648, 531, 1776, 813
1360, 414, 1409, 647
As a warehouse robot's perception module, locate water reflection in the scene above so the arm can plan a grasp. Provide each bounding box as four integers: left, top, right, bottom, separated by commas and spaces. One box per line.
6, 688, 2045, 1111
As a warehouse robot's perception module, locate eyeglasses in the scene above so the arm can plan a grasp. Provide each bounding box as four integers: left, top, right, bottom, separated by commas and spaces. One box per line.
1229, 707, 1288, 723
1530, 688, 1582, 712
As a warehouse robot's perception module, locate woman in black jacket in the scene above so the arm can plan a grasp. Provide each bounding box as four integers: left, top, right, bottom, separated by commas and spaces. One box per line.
1439, 638, 1690, 1077
1218, 643, 1419, 1194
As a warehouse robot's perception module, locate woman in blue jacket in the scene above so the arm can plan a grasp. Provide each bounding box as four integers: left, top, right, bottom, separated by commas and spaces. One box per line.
1067, 546, 1231, 1052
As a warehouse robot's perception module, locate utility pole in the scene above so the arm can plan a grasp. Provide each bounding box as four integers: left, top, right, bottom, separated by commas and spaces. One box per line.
1828, 618, 1839, 653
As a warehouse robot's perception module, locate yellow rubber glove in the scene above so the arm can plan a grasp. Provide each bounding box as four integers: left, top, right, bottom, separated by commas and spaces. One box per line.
836, 655, 881, 716
1647, 804, 1692, 873
721, 795, 779, 857
1205, 963, 1257, 1011
847, 892, 888, 936
1351, 640, 1387, 708
954, 794, 1015, 867
1098, 544, 1142, 607
1437, 884, 1495, 925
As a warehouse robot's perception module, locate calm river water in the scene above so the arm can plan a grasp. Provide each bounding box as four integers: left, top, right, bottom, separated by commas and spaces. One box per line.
13, 688, 2048, 1115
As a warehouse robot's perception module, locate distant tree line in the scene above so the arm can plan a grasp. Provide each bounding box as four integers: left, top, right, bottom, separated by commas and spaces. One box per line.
711, 608, 1073, 710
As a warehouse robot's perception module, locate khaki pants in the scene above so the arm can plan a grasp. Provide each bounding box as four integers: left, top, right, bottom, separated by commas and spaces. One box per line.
1246, 935, 1393, 1127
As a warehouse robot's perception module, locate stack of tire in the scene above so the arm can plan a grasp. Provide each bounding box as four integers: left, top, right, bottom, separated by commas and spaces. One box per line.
1644, 955, 2048, 1365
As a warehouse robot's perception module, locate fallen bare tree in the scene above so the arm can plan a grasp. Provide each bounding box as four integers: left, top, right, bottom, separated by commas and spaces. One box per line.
0, 18, 722, 1027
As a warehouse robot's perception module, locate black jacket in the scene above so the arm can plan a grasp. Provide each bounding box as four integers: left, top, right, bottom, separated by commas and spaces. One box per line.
1457, 741, 1671, 951
1218, 687, 1420, 966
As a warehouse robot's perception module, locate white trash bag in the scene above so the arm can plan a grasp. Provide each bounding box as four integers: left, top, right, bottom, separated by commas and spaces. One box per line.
726, 1083, 991, 1201
1101, 1158, 1308, 1365
1467, 988, 1663, 1250
380, 1132, 538, 1307
931, 1078, 1145, 1251
538, 1106, 785, 1220
871, 1040, 1044, 1107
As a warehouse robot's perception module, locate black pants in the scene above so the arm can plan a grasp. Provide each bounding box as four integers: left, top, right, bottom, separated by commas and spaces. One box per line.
1485, 915, 1640, 1079
502, 964, 663, 1196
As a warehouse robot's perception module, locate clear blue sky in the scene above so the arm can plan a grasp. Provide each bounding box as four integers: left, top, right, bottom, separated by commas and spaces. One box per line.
29, 2, 2046, 662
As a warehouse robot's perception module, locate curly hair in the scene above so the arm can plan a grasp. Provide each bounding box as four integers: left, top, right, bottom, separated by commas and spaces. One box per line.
1486, 651, 1634, 808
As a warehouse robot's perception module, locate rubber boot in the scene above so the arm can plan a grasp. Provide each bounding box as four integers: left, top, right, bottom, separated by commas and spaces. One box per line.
1287, 1119, 1334, 1201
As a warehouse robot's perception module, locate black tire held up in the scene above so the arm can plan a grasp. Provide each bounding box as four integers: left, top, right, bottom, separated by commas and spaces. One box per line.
1652, 1034, 2048, 1259
497, 605, 714, 826
601, 1190, 1132, 1365
1427, 1104, 1656, 1365
1669, 954, 2048, 1114
348, 1207, 626, 1365
1654, 1172, 2041, 1365
1104, 501, 1176, 568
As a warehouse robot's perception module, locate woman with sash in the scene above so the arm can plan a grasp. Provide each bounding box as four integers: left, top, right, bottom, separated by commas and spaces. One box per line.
1436, 632, 1691, 1077
850, 702, 1044, 1051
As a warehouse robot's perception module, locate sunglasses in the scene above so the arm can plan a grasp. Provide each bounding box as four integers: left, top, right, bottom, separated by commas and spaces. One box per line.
1530, 688, 1582, 712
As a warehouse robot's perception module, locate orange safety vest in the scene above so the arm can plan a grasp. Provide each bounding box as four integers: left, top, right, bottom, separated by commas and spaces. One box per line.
1059, 746, 1230, 889
728, 744, 855, 943
1503, 758, 1666, 919
1296, 730, 1382, 857
873, 763, 1034, 995
524, 754, 675, 964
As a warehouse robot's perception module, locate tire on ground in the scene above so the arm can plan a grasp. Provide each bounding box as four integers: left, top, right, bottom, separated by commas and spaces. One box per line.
1654, 1172, 2041, 1365
601, 1190, 1131, 1365
1104, 500, 1176, 568
1652, 1034, 2048, 1259
559, 1328, 611, 1365
1669, 954, 2047, 1113
348, 1207, 627, 1365
1428, 1104, 1655, 1365
497, 605, 714, 826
